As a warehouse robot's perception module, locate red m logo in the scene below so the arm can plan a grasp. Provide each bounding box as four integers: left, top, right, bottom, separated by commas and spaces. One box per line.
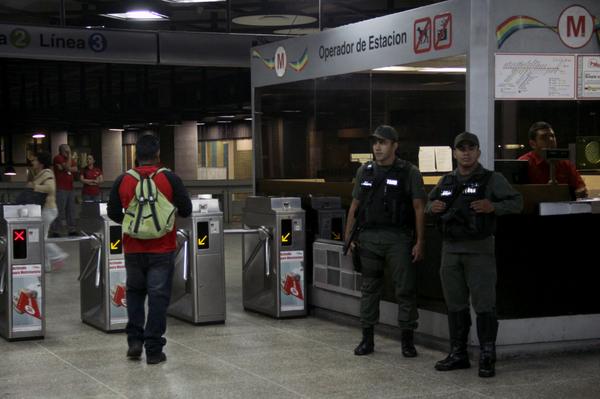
567, 15, 585, 37
276, 52, 286, 70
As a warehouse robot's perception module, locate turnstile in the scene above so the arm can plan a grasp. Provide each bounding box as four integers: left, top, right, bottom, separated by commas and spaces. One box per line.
242, 196, 306, 318
78, 202, 126, 332
0, 205, 45, 341
168, 197, 225, 324
303, 196, 346, 242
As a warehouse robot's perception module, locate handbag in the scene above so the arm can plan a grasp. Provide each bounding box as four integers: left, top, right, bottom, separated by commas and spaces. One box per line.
15, 176, 52, 206
15, 189, 47, 206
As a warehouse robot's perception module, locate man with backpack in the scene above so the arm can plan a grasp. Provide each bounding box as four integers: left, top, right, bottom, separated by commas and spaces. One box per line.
107, 134, 192, 365
426, 132, 522, 378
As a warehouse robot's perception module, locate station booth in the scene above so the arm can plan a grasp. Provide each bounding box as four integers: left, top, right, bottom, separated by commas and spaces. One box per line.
250, 0, 600, 352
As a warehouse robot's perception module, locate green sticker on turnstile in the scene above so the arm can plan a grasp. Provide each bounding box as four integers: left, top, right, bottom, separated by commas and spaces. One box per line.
197, 222, 209, 249
109, 226, 122, 255
281, 219, 292, 247
331, 217, 343, 241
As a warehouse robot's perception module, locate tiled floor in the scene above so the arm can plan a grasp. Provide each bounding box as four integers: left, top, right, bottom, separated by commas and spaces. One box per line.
1, 235, 599, 398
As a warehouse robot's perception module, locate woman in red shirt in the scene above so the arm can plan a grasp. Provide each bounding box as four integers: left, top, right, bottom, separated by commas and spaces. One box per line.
80, 154, 103, 201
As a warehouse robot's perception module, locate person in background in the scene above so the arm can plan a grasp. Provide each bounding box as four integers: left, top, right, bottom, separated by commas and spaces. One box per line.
28, 151, 68, 272
80, 154, 103, 202
50, 144, 78, 236
107, 134, 192, 365
519, 121, 587, 198
427, 132, 523, 378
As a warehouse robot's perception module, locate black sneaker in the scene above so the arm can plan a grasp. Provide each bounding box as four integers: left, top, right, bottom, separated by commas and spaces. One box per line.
146, 352, 167, 365
127, 341, 143, 360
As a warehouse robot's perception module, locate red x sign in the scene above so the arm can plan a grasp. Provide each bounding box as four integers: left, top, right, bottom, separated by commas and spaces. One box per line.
13, 229, 25, 241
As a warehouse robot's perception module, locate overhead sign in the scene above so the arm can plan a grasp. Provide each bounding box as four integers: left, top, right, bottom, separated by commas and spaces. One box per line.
0, 24, 157, 64
251, 0, 467, 87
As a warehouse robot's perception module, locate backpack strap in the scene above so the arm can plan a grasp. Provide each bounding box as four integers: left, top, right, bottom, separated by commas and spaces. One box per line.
145, 174, 162, 232
126, 169, 141, 181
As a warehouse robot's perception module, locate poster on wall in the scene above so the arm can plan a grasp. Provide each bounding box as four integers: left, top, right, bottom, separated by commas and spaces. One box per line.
280, 251, 305, 312
495, 53, 576, 99
577, 55, 600, 99
109, 259, 127, 325
12, 264, 43, 332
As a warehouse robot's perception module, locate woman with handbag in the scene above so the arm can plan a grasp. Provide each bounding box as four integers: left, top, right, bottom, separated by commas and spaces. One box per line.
29, 151, 68, 272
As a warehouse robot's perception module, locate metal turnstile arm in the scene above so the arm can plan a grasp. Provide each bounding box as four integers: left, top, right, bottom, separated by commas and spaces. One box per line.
176, 230, 190, 281
77, 233, 103, 286
241, 226, 272, 277
0, 237, 6, 295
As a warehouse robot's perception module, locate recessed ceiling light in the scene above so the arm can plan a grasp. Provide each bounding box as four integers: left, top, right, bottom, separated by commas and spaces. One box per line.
32, 133, 46, 139
101, 10, 168, 21
232, 14, 316, 27
244, 117, 252, 121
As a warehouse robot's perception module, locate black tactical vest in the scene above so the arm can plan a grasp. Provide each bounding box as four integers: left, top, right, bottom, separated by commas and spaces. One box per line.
437, 170, 495, 241
356, 159, 414, 229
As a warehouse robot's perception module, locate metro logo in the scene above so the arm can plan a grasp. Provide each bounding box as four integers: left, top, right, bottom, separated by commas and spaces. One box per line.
274, 46, 287, 77
558, 5, 593, 49
567, 15, 585, 37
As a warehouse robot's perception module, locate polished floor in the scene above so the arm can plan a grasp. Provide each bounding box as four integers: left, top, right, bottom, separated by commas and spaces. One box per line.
1, 235, 599, 399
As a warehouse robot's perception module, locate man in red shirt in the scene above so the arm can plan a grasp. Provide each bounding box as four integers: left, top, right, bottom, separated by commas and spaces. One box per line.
51, 144, 78, 236
518, 121, 588, 198
80, 154, 103, 201
107, 134, 191, 365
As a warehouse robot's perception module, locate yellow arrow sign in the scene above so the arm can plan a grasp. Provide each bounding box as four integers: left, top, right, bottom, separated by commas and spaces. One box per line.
198, 236, 207, 246
332, 232, 341, 240
110, 240, 120, 250
281, 233, 290, 243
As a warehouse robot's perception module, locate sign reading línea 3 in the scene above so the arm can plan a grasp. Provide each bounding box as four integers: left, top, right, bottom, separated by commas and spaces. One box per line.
0, 24, 156, 64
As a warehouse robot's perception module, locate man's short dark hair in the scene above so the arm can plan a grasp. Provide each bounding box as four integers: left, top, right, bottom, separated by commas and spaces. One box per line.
528, 121, 553, 141
135, 134, 160, 162
35, 151, 52, 169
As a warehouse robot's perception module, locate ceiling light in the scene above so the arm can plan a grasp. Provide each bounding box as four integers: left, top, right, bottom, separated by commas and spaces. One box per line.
232, 14, 316, 27
162, 0, 225, 3
197, 122, 206, 126
101, 10, 168, 21
218, 115, 235, 118
3, 165, 16, 176
273, 27, 320, 35
244, 117, 252, 121
372, 66, 466, 73
217, 120, 232, 124
109, 128, 124, 132
32, 133, 46, 139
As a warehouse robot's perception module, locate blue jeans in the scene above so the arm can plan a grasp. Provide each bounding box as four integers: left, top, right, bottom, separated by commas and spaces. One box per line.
125, 252, 175, 355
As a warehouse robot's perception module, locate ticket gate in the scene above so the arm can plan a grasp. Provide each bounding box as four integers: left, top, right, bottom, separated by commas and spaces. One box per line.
78, 202, 126, 332
168, 197, 225, 324
242, 196, 306, 318
0, 205, 45, 341
303, 196, 346, 243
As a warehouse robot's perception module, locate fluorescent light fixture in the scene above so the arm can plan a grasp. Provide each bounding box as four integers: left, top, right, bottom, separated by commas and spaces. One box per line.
32, 133, 46, 139
163, 0, 225, 3
372, 66, 466, 73
197, 122, 206, 126
101, 10, 168, 21
233, 14, 316, 27
218, 115, 235, 118
109, 128, 124, 132
3, 165, 16, 176
244, 117, 252, 121
282, 110, 301, 113
217, 120, 232, 124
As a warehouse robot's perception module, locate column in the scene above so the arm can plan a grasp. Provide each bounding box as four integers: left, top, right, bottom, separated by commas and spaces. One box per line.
174, 121, 199, 180
101, 129, 123, 180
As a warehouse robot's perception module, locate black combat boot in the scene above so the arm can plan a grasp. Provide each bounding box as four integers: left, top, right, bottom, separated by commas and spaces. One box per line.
401, 329, 417, 357
354, 327, 374, 356
435, 309, 471, 371
477, 312, 498, 378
